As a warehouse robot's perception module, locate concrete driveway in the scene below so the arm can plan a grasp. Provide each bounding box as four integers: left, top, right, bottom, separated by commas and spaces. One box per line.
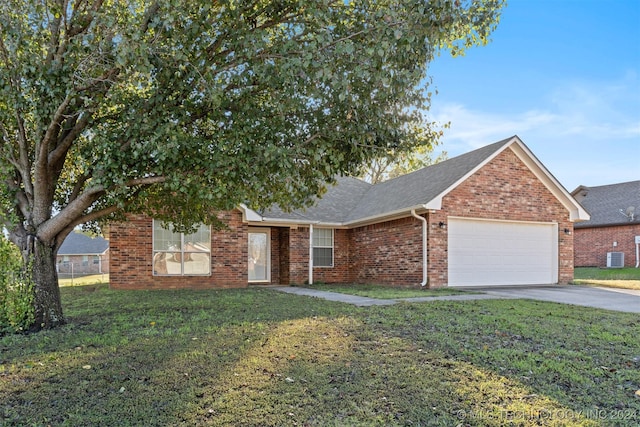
272, 285, 640, 313
474, 285, 640, 313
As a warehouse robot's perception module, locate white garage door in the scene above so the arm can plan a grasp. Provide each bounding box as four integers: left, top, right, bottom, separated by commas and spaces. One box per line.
448, 218, 558, 287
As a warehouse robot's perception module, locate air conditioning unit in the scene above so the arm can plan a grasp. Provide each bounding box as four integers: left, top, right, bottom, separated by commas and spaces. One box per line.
606, 252, 624, 268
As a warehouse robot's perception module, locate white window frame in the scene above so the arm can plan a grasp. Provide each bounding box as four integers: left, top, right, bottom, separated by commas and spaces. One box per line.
248, 227, 271, 283
152, 220, 211, 276
312, 228, 334, 268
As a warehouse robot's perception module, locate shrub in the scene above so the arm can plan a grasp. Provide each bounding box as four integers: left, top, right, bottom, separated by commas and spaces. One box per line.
0, 234, 35, 334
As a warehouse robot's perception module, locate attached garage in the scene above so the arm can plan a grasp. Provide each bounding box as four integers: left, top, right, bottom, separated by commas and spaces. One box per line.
447, 217, 558, 287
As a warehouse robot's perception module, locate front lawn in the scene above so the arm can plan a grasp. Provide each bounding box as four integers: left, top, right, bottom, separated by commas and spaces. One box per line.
301, 283, 469, 299
574, 267, 640, 290
1, 284, 639, 426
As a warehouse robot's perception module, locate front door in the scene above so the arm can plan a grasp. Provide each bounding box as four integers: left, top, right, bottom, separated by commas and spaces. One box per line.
248, 228, 270, 282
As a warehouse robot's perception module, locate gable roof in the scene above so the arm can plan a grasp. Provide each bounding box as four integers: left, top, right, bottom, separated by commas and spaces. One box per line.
245, 136, 589, 227
572, 180, 640, 228
58, 231, 109, 255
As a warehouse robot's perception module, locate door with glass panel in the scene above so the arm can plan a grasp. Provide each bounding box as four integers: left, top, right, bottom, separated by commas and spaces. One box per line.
248, 228, 270, 282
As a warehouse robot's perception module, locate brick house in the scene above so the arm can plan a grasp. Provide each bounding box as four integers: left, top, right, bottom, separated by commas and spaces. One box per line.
57, 231, 110, 275
572, 180, 640, 268
109, 136, 589, 290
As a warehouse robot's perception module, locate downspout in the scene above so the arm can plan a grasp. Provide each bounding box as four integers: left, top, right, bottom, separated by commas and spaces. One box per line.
411, 209, 428, 287
635, 236, 640, 268
309, 224, 314, 285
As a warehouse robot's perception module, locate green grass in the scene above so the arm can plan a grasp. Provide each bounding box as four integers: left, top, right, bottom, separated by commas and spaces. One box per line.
1, 285, 639, 426
58, 273, 110, 287
301, 283, 469, 299
574, 268, 640, 290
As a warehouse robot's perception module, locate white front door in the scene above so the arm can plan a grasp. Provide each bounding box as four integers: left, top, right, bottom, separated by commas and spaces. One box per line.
248, 228, 270, 282
448, 218, 558, 287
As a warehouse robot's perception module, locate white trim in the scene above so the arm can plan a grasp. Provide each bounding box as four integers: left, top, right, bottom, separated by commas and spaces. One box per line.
312, 227, 334, 268
447, 217, 559, 286
447, 215, 559, 226
410, 210, 428, 287
340, 204, 430, 228
152, 220, 212, 276
508, 141, 590, 222
248, 227, 271, 283
309, 224, 313, 285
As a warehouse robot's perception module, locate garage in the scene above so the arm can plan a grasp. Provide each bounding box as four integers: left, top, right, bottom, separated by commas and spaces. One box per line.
447, 217, 558, 287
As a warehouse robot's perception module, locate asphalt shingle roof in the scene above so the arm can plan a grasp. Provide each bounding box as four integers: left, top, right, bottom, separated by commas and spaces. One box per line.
572, 180, 640, 228
58, 231, 109, 255
263, 136, 515, 224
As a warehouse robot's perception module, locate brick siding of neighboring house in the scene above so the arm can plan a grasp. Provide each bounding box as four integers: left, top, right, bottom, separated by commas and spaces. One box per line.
574, 224, 640, 267
56, 252, 110, 275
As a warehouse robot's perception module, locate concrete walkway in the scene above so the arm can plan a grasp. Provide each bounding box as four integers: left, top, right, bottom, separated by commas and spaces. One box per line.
270, 285, 640, 313
270, 286, 515, 307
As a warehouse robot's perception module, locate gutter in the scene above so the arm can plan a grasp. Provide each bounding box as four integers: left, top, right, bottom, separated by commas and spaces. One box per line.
410, 209, 428, 287
309, 224, 314, 285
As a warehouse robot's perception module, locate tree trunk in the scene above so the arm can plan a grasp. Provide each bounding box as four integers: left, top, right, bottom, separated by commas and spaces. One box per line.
29, 237, 65, 331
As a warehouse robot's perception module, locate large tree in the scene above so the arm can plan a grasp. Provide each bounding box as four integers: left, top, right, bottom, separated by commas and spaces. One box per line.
0, 0, 503, 330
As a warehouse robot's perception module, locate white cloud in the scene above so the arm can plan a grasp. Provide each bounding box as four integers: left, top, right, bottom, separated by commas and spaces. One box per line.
428, 76, 640, 189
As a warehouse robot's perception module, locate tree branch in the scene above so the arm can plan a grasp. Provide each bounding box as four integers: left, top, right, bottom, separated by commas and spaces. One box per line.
140, 1, 160, 33
39, 93, 73, 161
56, 204, 118, 251
48, 112, 91, 169
68, 171, 93, 204
39, 175, 167, 241
15, 110, 34, 206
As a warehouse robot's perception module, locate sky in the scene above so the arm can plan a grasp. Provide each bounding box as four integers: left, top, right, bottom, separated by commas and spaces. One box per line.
425, 0, 640, 191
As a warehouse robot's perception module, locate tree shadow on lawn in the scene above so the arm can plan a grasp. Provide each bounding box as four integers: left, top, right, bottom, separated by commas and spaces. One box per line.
1, 285, 635, 426
363, 299, 640, 425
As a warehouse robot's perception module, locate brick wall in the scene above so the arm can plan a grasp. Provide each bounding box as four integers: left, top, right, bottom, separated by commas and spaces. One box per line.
110, 212, 248, 290
285, 228, 351, 285
574, 224, 640, 267
314, 229, 351, 284
109, 147, 578, 289
288, 227, 310, 285
278, 228, 290, 285
428, 147, 575, 286
349, 217, 423, 285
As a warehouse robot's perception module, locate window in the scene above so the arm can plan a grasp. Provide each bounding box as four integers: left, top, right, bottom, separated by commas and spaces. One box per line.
313, 228, 334, 267
93, 256, 100, 265
153, 221, 211, 276
82, 255, 89, 267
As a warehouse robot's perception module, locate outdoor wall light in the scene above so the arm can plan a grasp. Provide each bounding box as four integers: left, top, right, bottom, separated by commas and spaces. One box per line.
439, 221, 447, 229
564, 228, 571, 235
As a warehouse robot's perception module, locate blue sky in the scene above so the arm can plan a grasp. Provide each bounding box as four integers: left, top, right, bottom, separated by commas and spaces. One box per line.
426, 0, 640, 191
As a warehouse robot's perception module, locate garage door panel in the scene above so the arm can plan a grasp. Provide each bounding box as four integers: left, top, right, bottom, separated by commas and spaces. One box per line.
448, 218, 558, 287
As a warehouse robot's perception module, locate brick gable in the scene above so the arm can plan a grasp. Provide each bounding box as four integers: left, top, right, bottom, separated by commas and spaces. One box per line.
429, 147, 574, 286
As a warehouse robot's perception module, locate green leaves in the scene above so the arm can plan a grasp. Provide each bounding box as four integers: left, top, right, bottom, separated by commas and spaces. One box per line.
0, 0, 504, 235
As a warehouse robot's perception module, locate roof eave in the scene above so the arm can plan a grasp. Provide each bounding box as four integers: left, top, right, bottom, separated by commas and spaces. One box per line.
342, 204, 432, 228
575, 221, 638, 229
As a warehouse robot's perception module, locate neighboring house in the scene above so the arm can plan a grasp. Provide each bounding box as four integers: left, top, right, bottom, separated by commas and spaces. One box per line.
572, 180, 640, 268
109, 136, 589, 290
57, 231, 110, 275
